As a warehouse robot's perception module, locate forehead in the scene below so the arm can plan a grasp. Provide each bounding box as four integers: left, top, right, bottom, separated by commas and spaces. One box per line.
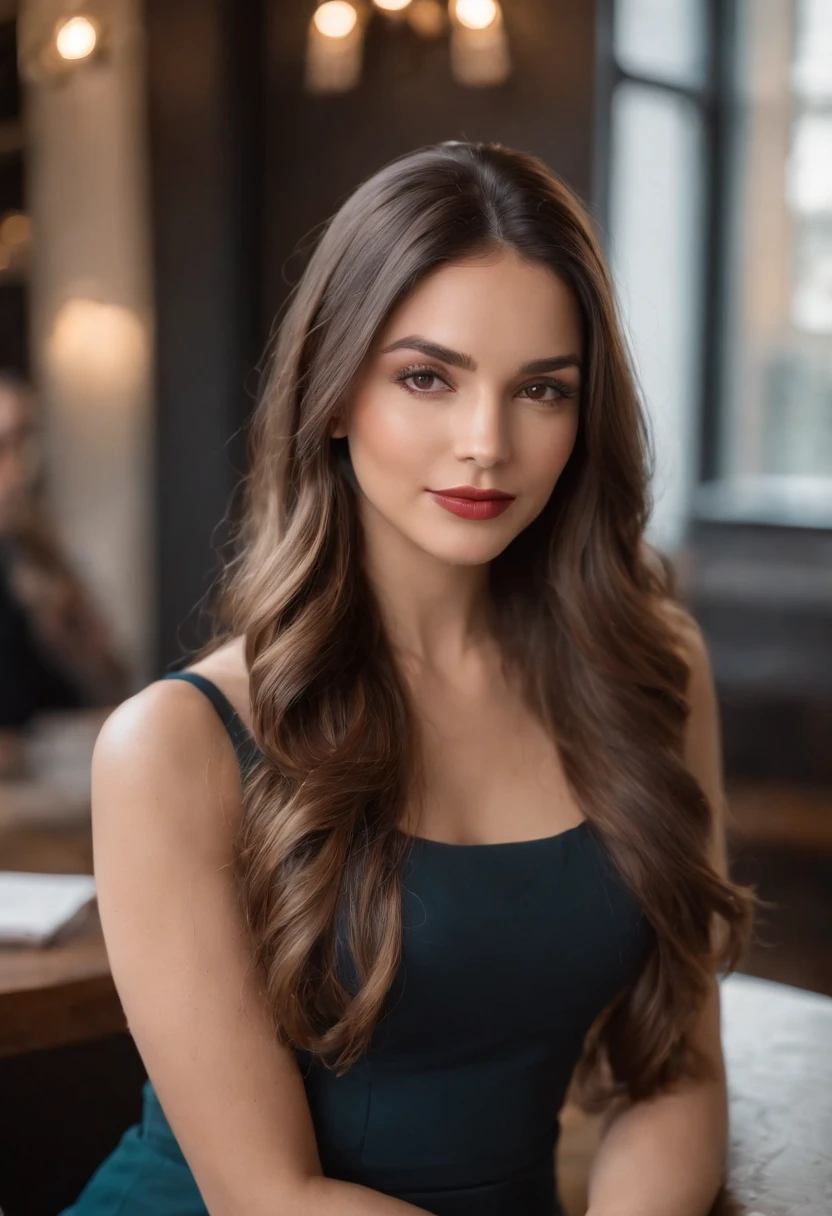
376, 250, 583, 360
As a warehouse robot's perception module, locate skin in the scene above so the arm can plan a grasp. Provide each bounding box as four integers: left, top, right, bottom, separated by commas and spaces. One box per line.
0, 381, 35, 534
327, 248, 586, 842
331, 247, 582, 673
89, 251, 729, 1214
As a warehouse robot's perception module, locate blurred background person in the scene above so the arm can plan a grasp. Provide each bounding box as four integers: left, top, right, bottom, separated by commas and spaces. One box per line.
0, 369, 130, 777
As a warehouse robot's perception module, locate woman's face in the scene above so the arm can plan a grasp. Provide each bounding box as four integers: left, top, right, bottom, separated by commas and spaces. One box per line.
332, 248, 583, 568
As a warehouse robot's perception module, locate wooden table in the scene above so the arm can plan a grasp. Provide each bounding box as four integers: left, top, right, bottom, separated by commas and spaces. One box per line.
0, 904, 124, 1057
0, 783, 127, 1057
1, 811, 830, 1215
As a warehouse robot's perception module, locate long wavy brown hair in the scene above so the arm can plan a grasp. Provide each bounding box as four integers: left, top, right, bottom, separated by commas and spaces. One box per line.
195, 141, 757, 1110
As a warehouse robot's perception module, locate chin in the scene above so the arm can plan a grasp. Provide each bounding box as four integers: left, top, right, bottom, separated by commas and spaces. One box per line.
412, 528, 517, 567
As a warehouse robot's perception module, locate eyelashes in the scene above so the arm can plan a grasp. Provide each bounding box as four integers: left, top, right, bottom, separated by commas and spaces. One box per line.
392, 362, 578, 405
394, 367, 448, 395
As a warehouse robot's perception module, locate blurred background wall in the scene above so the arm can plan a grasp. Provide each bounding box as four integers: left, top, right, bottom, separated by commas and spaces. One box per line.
22, 0, 154, 683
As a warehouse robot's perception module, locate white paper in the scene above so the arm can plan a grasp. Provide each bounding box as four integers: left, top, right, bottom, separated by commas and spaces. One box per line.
0, 871, 97, 946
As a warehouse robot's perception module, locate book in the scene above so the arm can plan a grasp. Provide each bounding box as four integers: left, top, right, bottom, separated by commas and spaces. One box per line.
0, 871, 97, 947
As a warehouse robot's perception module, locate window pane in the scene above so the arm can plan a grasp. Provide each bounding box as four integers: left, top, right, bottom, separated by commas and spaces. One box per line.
719, 0, 832, 488
787, 111, 832, 215
792, 0, 832, 102
608, 82, 706, 553
614, 0, 708, 87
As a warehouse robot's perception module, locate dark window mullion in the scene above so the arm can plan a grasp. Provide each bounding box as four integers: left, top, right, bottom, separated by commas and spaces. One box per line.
611, 61, 715, 111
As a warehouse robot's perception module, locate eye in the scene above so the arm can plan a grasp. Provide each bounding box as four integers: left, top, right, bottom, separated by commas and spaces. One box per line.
393, 364, 452, 395
393, 365, 579, 404
518, 379, 578, 404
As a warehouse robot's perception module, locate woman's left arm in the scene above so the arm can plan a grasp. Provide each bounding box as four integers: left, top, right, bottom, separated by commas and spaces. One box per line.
586, 610, 731, 1216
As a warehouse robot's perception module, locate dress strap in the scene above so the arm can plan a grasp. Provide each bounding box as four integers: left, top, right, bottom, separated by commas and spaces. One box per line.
160, 670, 259, 772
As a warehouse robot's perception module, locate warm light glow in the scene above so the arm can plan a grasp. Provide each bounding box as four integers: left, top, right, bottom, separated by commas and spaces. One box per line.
0, 213, 31, 246
47, 299, 147, 396
373, 0, 412, 11
449, 0, 510, 86
313, 1, 358, 39
55, 15, 98, 61
455, 0, 498, 30
408, 0, 446, 37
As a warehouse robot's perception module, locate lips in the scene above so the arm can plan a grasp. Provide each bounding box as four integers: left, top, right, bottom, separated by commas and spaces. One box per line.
426, 490, 515, 520
429, 486, 515, 501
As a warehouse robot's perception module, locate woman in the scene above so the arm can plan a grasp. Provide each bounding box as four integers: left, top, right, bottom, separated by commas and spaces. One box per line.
63, 141, 756, 1216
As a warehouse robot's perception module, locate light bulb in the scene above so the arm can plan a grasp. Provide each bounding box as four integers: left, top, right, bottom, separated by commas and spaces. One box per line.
455, 0, 497, 31
313, 1, 358, 39
55, 15, 98, 61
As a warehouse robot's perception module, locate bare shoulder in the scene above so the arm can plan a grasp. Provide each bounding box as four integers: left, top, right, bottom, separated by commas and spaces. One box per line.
655, 596, 708, 671
88, 642, 326, 1208
656, 598, 726, 873
654, 594, 717, 724
91, 659, 246, 864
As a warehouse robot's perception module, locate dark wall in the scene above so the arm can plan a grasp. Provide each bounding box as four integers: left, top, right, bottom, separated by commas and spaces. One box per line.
263, 0, 600, 323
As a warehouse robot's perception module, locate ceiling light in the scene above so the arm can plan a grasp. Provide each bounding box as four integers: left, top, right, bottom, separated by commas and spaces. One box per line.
55, 15, 98, 61
454, 0, 497, 31
313, 1, 359, 39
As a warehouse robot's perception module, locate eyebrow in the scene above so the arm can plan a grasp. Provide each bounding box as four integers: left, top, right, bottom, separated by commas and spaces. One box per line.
378, 335, 582, 376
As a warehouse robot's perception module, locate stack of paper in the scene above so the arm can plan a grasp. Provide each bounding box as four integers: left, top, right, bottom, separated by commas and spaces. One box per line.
0, 872, 97, 947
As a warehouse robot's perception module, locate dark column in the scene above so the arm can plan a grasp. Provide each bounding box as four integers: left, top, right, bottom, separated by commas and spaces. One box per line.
145, 0, 264, 670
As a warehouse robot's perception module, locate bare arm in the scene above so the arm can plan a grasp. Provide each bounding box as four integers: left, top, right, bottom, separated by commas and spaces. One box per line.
585, 610, 730, 1216
92, 679, 429, 1215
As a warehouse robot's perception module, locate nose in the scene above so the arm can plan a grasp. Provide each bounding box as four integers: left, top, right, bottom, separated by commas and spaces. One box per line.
452, 389, 511, 469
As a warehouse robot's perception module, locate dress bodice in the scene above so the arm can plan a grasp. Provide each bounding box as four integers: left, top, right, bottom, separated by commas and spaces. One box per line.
64, 670, 655, 1216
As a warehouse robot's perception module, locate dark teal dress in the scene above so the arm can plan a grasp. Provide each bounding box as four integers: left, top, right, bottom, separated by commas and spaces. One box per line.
61, 671, 656, 1216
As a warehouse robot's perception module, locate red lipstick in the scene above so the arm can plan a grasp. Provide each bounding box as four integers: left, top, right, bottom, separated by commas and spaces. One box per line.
426, 485, 516, 520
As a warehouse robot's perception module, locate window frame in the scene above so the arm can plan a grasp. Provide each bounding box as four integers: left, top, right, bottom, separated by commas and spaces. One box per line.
594, 0, 739, 489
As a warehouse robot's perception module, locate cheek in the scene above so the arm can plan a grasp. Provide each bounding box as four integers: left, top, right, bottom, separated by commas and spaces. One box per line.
521, 411, 579, 484
351, 393, 434, 482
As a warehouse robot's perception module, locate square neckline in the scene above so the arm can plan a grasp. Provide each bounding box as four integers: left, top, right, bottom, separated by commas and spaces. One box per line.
162, 669, 591, 851
394, 820, 590, 849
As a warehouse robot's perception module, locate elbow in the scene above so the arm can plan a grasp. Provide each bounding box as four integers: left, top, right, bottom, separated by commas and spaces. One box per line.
204, 1172, 322, 1216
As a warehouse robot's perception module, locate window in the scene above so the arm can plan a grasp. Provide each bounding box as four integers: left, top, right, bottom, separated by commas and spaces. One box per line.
603, 0, 711, 553
719, 0, 832, 507
603, 0, 832, 546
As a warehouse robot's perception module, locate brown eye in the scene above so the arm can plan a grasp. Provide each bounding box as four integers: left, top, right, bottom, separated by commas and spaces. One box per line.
394, 365, 451, 395
519, 379, 576, 404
